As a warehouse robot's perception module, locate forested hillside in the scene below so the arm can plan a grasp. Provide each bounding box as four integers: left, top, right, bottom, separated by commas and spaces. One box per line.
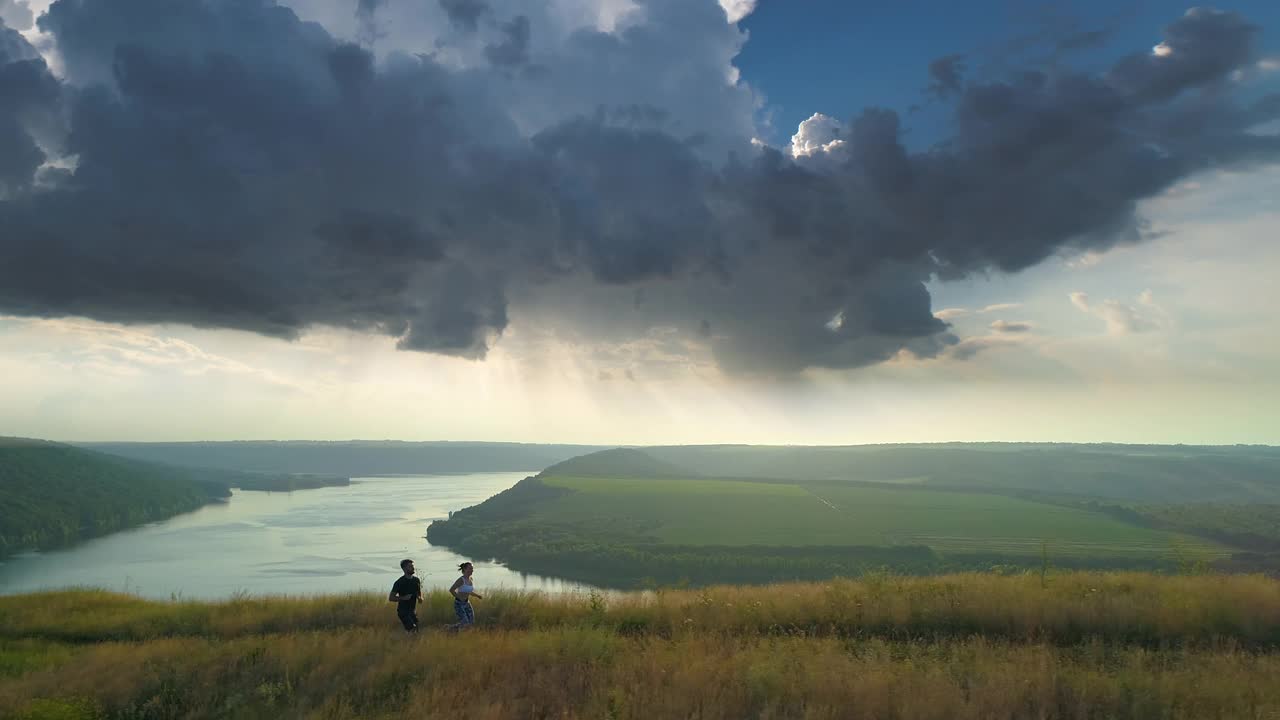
0, 439, 229, 555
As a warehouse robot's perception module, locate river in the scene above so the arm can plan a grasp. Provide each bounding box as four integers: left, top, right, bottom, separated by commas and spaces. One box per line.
0, 472, 591, 599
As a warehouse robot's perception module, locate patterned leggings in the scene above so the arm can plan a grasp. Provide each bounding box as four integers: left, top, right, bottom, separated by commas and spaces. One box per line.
453, 599, 475, 626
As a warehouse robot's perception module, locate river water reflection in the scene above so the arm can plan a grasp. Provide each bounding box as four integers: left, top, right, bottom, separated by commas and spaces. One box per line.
0, 473, 592, 599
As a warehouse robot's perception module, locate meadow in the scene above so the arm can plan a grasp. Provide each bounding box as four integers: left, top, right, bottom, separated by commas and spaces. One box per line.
539, 476, 1221, 558
4, 572, 1280, 719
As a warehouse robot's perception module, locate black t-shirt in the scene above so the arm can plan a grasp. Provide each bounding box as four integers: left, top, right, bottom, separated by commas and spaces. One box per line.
391, 575, 421, 612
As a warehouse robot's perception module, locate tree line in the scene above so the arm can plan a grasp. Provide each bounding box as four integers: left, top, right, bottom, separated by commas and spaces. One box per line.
0, 440, 230, 555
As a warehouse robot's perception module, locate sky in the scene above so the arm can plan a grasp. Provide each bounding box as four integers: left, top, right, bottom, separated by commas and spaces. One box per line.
0, 0, 1278, 445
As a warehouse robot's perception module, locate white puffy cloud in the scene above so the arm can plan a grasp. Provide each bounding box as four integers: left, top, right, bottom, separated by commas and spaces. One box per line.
790, 112, 846, 158
0, 0, 33, 30
718, 0, 755, 24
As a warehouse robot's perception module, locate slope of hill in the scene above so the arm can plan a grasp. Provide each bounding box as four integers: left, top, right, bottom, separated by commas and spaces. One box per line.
426, 445, 1280, 587
0, 438, 231, 556
82, 440, 600, 476
3, 573, 1280, 719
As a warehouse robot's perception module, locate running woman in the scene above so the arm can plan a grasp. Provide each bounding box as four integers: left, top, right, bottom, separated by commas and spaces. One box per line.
448, 561, 482, 630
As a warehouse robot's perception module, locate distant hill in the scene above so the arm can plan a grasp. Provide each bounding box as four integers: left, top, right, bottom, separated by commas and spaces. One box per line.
639, 443, 1280, 504
430, 442, 1280, 587
0, 438, 232, 556
82, 441, 601, 476
542, 448, 690, 478
527, 443, 1280, 503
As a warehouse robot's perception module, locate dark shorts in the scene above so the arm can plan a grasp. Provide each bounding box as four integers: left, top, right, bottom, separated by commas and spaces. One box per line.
454, 599, 474, 626
397, 608, 418, 632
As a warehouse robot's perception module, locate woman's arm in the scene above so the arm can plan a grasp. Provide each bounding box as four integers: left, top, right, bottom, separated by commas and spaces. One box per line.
449, 577, 463, 599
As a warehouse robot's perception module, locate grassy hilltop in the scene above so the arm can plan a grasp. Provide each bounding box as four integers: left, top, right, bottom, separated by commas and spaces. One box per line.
4, 572, 1280, 719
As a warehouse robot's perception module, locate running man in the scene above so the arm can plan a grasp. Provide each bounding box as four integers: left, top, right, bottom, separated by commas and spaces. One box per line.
388, 558, 423, 632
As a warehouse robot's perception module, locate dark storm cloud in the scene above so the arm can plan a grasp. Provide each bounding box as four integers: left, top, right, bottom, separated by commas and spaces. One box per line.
825, 9, 1280, 282
439, 0, 488, 32
0, 0, 1278, 374
0, 17, 35, 59
485, 14, 530, 67
1056, 28, 1110, 52
927, 54, 965, 98
1247, 93, 1280, 126
8, 0, 509, 351
0, 21, 59, 195
1108, 8, 1257, 101
531, 117, 721, 283
355, 0, 384, 45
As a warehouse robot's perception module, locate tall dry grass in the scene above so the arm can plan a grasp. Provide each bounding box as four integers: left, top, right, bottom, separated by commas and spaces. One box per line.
6, 572, 1280, 718
4, 572, 1279, 647
4, 629, 1280, 719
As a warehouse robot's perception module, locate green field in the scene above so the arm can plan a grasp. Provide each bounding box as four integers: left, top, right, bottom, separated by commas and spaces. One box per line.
541, 475, 1223, 558
641, 444, 1280, 503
